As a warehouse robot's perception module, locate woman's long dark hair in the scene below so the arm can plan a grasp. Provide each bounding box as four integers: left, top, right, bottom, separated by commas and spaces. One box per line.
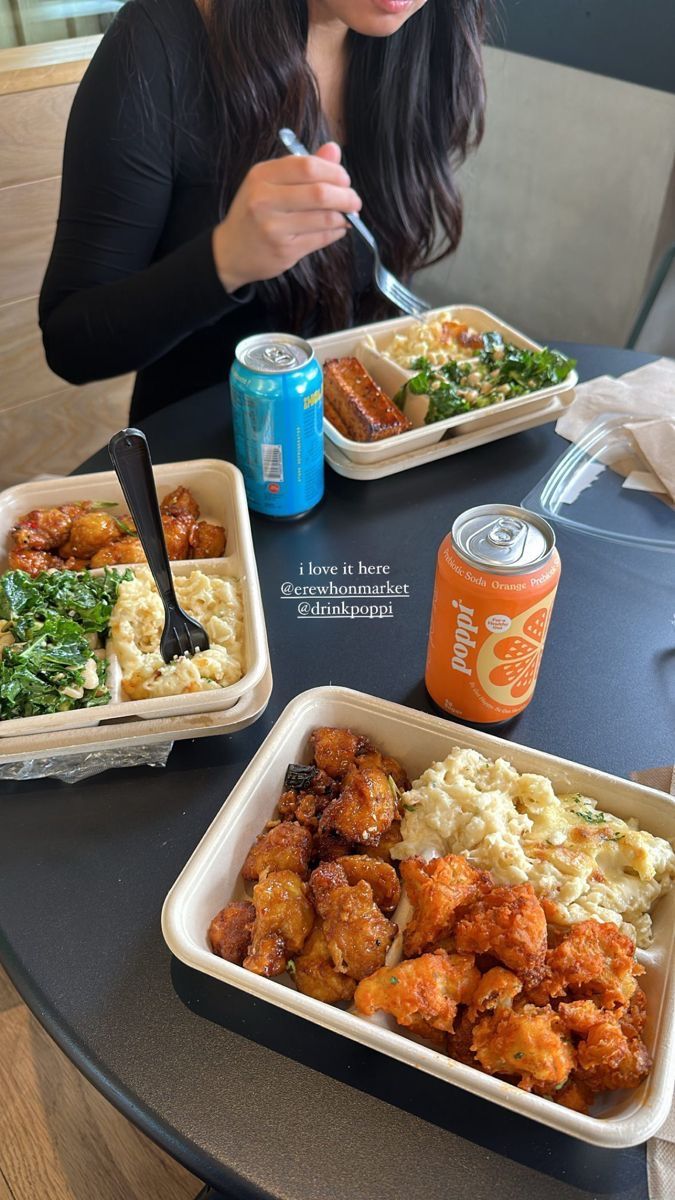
201, 0, 486, 332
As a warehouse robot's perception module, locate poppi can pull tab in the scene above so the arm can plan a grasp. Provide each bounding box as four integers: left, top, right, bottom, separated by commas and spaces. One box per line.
487, 517, 526, 547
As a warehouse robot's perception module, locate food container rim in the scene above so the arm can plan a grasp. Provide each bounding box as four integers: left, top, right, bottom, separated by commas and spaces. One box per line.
162, 685, 675, 1149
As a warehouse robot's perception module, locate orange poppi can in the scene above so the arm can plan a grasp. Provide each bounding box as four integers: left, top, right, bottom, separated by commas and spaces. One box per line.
425, 504, 560, 725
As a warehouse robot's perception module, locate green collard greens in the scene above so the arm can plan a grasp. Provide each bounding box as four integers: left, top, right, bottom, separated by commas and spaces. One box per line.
0, 568, 130, 720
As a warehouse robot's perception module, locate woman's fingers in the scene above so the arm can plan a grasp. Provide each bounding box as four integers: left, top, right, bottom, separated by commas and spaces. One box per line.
254, 153, 350, 189
267, 210, 350, 237
261, 181, 361, 214
315, 141, 342, 164
287, 227, 348, 255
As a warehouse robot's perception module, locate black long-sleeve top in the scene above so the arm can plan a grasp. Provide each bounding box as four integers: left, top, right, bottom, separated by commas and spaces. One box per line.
39, 0, 369, 422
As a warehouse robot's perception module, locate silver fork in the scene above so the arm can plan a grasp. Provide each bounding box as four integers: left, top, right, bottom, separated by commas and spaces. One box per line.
108, 429, 210, 663
279, 128, 431, 320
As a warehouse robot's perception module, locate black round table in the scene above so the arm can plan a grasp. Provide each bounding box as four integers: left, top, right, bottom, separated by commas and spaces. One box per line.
1, 344, 672, 1200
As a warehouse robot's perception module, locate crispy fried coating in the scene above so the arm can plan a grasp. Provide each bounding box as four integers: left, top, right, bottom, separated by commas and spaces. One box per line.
160, 485, 200, 520
65, 511, 122, 557
335, 855, 401, 914
544, 920, 642, 1008
400, 854, 493, 958
447, 1007, 478, 1066
455, 884, 548, 987
189, 520, 226, 558
309, 861, 396, 980
558, 1000, 651, 1093
208, 900, 255, 964
364, 819, 402, 864
620, 986, 647, 1040
90, 537, 147, 567
243, 870, 314, 978
318, 763, 396, 847
468, 966, 522, 1018
7, 548, 62, 574
242, 821, 313, 881
12, 507, 73, 551
471, 1004, 574, 1092
311, 726, 374, 779
312, 827, 353, 861
278, 768, 336, 830
292, 920, 356, 1004
354, 949, 479, 1035
553, 1079, 594, 1113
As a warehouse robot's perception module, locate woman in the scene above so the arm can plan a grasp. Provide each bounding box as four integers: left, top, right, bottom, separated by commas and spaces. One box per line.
39, 0, 486, 422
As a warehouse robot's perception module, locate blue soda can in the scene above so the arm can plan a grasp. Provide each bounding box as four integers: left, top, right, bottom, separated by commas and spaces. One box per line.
229, 334, 324, 519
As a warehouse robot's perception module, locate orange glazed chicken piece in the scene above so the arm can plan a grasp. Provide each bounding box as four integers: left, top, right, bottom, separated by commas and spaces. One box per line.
160, 485, 200, 521
335, 855, 401, 915
243, 870, 314, 978
400, 854, 492, 958
318, 763, 396, 847
454, 884, 548, 987
208, 900, 255, 965
309, 861, 396, 980
90, 537, 147, 567
292, 921, 356, 1005
7, 549, 62, 574
63, 511, 121, 558
12, 506, 73, 551
242, 821, 313, 882
189, 521, 226, 558
310, 726, 374, 780
354, 949, 479, 1036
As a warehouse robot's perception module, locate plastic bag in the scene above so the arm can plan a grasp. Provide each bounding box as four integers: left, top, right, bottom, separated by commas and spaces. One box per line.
0, 741, 174, 783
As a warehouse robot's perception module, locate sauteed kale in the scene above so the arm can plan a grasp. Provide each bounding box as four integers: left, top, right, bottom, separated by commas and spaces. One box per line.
0, 568, 130, 720
395, 333, 576, 426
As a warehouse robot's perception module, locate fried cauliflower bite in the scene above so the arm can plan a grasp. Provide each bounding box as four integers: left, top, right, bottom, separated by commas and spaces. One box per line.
189, 521, 226, 559
471, 1004, 574, 1092
454, 884, 548, 987
468, 966, 523, 1018
7, 549, 62, 574
400, 854, 492, 958
354, 950, 479, 1036
318, 763, 396, 847
208, 900, 255, 964
544, 920, 642, 1008
558, 1000, 652, 1093
335, 855, 401, 914
364, 819, 403, 865
311, 726, 374, 780
309, 861, 396, 980
292, 920, 356, 1004
160, 485, 200, 521
242, 821, 313, 882
12, 507, 73, 551
64, 511, 122, 558
161, 513, 192, 559
90, 537, 147, 567
553, 1079, 594, 1114
243, 870, 314, 978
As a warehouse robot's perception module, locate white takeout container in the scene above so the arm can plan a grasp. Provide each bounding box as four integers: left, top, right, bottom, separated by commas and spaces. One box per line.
0, 460, 269, 737
162, 686, 675, 1149
311, 305, 578, 465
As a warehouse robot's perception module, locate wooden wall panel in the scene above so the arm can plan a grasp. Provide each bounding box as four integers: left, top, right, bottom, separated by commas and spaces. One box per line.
0, 375, 133, 488
0, 296, 61, 408
0, 82, 74, 186
0, 176, 59, 305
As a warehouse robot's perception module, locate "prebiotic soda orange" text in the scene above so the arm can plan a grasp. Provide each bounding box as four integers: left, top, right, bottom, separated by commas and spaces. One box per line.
425, 505, 561, 725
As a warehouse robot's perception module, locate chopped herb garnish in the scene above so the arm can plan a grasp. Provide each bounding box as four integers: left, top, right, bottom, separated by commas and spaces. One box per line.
513, 1051, 524, 1060
286, 959, 296, 976
389, 976, 399, 985
573, 809, 605, 825
388, 774, 400, 803
403, 803, 417, 813
113, 517, 135, 536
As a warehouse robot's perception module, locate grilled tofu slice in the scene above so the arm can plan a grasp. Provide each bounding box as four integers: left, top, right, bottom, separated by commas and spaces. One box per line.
323, 357, 412, 442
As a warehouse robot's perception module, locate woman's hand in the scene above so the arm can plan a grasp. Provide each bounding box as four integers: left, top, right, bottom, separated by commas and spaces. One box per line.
212, 142, 361, 293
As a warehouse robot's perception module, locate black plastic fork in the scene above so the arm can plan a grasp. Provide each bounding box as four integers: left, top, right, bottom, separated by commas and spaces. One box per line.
108, 429, 210, 663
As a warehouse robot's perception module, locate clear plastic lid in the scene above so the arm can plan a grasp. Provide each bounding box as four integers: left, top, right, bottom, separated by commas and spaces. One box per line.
522, 414, 675, 552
